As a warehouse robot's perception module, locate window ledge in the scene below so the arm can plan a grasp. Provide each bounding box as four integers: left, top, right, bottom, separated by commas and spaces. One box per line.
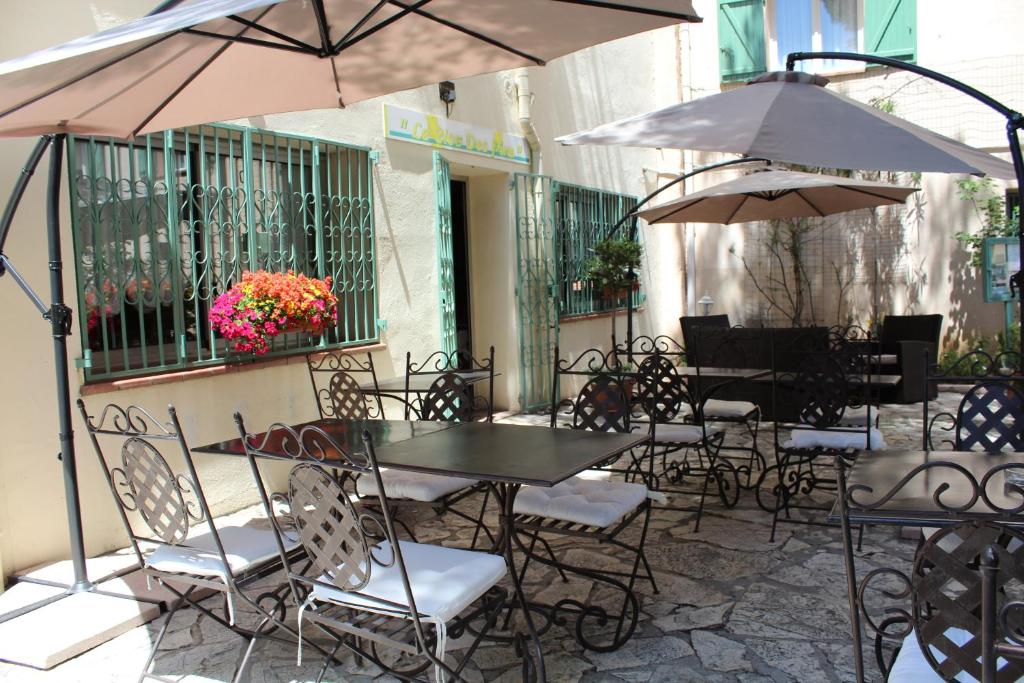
560, 307, 645, 324
80, 341, 388, 397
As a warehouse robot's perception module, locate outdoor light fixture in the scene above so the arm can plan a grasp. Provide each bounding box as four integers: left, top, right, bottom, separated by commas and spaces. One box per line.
698, 293, 715, 316
439, 81, 456, 117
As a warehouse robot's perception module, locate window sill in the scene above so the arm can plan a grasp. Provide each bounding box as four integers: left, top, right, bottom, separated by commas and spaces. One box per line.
560, 306, 645, 324
79, 341, 388, 397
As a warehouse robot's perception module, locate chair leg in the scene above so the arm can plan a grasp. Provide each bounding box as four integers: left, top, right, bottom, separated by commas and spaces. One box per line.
470, 487, 491, 550
139, 586, 195, 683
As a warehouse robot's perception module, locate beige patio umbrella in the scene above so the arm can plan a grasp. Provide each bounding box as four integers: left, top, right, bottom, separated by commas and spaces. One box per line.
637, 169, 919, 224
557, 71, 1015, 178
0, 0, 699, 139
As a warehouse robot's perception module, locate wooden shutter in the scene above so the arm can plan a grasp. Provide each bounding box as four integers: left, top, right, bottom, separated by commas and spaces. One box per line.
864, 0, 916, 62
718, 0, 767, 82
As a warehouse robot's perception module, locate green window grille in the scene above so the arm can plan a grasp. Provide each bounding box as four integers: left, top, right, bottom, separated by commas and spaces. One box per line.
864, 0, 916, 63
554, 182, 641, 318
69, 124, 378, 381
717, 0, 767, 83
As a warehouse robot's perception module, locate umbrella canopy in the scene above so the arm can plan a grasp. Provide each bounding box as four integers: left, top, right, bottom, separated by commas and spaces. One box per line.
637, 168, 919, 224
557, 70, 1015, 178
0, 0, 699, 139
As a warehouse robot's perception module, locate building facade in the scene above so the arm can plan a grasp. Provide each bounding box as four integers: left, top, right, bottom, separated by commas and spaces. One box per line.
0, 0, 1020, 578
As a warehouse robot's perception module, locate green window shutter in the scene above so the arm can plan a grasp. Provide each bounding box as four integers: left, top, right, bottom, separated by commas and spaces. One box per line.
865, 0, 916, 62
717, 0, 766, 83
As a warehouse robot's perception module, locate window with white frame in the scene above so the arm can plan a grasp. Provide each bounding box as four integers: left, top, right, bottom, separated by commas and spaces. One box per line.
767, 0, 860, 73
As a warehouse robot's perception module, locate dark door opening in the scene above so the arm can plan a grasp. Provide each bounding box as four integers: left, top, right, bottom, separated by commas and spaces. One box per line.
450, 179, 472, 366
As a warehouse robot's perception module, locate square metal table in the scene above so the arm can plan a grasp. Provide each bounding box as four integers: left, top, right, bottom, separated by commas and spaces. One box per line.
196, 419, 648, 682
827, 449, 1024, 527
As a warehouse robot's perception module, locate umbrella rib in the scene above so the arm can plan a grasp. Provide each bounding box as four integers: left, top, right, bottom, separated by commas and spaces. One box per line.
648, 198, 702, 223
332, 0, 435, 53
723, 197, 747, 224
311, 0, 334, 55
794, 191, 826, 217
0, 31, 180, 122
224, 14, 319, 52
548, 0, 702, 22
837, 185, 913, 203
380, 0, 547, 65
183, 28, 314, 54
335, 1, 390, 48
130, 7, 274, 137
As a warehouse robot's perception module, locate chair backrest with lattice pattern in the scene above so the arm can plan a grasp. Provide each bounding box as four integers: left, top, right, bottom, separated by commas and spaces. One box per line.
420, 372, 485, 422
953, 381, 1024, 453
325, 370, 371, 420
637, 353, 692, 423
570, 374, 631, 433
792, 354, 852, 428
77, 401, 223, 571
307, 351, 383, 418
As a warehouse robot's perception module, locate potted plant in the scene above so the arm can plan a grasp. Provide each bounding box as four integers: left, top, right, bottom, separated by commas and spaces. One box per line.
209, 270, 338, 356
585, 237, 642, 349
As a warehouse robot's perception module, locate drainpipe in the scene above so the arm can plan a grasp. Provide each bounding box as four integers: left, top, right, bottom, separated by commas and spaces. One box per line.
515, 69, 541, 173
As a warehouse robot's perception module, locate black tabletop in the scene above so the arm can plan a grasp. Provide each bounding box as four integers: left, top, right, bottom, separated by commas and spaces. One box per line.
828, 449, 1024, 527
196, 419, 647, 488
193, 419, 456, 458
752, 372, 901, 387
361, 370, 495, 393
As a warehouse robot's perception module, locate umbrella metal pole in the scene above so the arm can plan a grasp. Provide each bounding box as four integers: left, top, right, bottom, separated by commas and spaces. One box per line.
786, 50, 1024, 357
608, 156, 772, 360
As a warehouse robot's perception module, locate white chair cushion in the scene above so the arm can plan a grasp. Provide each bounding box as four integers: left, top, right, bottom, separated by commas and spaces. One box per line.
889, 626, 1015, 682
837, 406, 880, 426
784, 428, 888, 450
514, 476, 647, 528
146, 525, 295, 580
356, 468, 476, 502
655, 423, 722, 444
311, 540, 506, 623
703, 399, 758, 419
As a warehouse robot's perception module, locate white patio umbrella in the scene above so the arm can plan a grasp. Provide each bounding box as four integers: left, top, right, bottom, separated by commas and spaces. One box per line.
0, 0, 699, 139
557, 71, 1015, 178
637, 169, 919, 224
0, 0, 701, 621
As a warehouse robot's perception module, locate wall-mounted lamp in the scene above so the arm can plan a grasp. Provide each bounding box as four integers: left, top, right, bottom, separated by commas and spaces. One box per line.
697, 292, 715, 316
439, 81, 456, 117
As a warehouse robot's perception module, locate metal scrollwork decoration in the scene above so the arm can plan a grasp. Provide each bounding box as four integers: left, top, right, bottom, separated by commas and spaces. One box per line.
932, 349, 1024, 379
81, 402, 175, 438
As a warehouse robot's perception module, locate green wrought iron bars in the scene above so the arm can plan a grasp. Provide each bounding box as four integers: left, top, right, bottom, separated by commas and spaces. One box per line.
69, 125, 378, 381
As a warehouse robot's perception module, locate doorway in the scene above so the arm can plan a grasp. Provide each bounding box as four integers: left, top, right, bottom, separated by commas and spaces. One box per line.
449, 178, 472, 366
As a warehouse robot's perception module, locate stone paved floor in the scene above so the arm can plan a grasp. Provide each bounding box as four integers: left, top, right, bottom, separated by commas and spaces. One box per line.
0, 394, 958, 683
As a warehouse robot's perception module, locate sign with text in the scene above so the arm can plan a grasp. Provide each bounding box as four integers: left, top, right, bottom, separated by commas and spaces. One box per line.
383, 104, 529, 165
983, 236, 1020, 302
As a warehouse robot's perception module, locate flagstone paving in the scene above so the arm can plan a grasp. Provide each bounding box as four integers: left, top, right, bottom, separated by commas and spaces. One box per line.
0, 394, 957, 682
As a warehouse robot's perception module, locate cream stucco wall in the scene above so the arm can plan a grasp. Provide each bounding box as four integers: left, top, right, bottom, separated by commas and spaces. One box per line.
0, 0, 1020, 578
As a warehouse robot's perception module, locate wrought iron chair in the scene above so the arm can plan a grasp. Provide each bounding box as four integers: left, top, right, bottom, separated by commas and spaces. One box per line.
404, 346, 496, 421
307, 349, 384, 418
925, 349, 1024, 453
235, 417, 507, 683
513, 371, 658, 652
631, 351, 734, 530
768, 344, 882, 542
78, 400, 315, 682
361, 372, 495, 548
835, 457, 1024, 682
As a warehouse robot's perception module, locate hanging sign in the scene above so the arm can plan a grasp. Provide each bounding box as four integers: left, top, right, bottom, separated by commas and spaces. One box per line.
983, 236, 1020, 302
383, 104, 529, 165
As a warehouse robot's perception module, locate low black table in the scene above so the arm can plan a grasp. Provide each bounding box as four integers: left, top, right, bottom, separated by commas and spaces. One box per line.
197, 419, 648, 682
